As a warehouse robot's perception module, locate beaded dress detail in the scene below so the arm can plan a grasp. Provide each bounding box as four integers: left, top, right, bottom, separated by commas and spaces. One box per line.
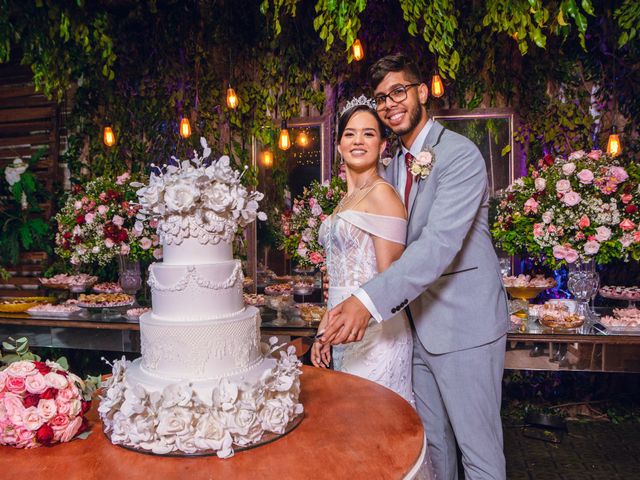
319, 204, 414, 403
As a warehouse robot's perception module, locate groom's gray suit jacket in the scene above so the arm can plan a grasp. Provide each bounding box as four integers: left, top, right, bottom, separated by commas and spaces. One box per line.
362, 121, 509, 354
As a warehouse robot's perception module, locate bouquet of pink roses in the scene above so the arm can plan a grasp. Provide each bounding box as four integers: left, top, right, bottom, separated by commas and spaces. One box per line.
279, 174, 347, 269
492, 149, 640, 268
0, 338, 95, 448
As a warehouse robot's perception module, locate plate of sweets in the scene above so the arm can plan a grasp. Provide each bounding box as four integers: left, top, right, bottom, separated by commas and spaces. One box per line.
126, 307, 151, 320
243, 277, 254, 290
77, 293, 135, 310
26, 303, 83, 318
600, 308, 640, 334
293, 277, 316, 296
0, 296, 56, 313
295, 303, 326, 324
599, 286, 640, 307
244, 293, 266, 307
538, 303, 584, 330
264, 283, 294, 296
503, 274, 556, 300
93, 282, 123, 294
39, 274, 98, 292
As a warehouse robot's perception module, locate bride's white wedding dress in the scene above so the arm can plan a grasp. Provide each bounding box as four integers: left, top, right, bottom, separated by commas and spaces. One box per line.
318, 207, 414, 403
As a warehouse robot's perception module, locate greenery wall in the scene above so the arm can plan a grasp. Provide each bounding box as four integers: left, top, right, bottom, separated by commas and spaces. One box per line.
1, 0, 638, 179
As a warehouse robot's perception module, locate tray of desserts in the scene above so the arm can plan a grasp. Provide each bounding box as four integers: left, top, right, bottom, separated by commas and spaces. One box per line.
294, 303, 326, 324
39, 274, 99, 292
292, 277, 316, 296
26, 303, 84, 318
599, 308, 640, 334
244, 293, 266, 307
537, 302, 584, 330
264, 283, 294, 296
125, 307, 151, 320
599, 286, 640, 302
92, 282, 123, 294
0, 296, 56, 313
503, 274, 556, 299
77, 293, 135, 310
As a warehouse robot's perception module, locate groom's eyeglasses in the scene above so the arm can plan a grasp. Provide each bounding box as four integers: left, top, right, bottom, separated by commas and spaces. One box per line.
374, 83, 420, 110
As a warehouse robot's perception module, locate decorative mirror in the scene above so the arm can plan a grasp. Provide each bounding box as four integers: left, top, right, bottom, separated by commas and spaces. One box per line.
430, 108, 521, 197
246, 115, 332, 287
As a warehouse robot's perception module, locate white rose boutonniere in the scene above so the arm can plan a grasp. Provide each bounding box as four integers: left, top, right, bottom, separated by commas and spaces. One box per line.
410, 147, 436, 180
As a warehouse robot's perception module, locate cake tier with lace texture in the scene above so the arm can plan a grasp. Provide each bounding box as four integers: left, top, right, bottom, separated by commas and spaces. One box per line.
148, 260, 243, 319
139, 307, 262, 380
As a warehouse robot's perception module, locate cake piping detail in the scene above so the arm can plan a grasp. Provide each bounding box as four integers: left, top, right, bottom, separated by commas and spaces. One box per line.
147, 262, 243, 292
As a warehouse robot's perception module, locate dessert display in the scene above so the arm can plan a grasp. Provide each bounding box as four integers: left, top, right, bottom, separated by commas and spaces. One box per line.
77, 293, 135, 309
242, 276, 254, 289
243, 293, 265, 306
600, 308, 640, 331
99, 142, 303, 458
39, 273, 98, 291
296, 303, 326, 324
26, 303, 83, 317
125, 307, 151, 320
292, 276, 315, 296
272, 274, 293, 283
503, 274, 556, 288
0, 296, 55, 313
93, 282, 124, 293
264, 283, 294, 296
599, 285, 640, 301
538, 303, 584, 330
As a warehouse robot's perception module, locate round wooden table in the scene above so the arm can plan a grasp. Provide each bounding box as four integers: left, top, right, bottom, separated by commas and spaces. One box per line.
0, 366, 425, 479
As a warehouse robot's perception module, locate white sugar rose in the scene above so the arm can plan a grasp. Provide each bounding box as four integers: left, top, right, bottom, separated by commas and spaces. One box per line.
194, 412, 233, 458
204, 182, 233, 213
156, 408, 193, 437
213, 379, 239, 411
161, 383, 193, 408
260, 398, 290, 434
164, 180, 199, 213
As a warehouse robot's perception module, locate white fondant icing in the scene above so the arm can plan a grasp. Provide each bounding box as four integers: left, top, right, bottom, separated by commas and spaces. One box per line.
162, 236, 232, 265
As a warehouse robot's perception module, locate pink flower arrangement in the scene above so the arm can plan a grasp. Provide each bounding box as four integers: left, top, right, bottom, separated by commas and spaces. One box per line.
492, 149, 640, 268
0, 360, 91, 448
54, 174, 157, 266
278, 175, 346, 268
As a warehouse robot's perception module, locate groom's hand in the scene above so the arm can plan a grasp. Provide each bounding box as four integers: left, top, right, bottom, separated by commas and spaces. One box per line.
320, 296, 371, 345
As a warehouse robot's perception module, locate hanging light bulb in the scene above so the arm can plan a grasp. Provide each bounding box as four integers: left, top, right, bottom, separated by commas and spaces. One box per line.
226, 86, 239, 109
352, 38, 364, 61
103, 126, 115, 147
278, 120, 291, 150
431, 73, 445, 98
179, 117, 192, 138
296, 130, 309, 147
607, 126, 622, 157
262, 150, 274, 168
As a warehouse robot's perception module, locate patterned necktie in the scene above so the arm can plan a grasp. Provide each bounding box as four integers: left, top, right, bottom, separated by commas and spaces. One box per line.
404, 152, 414, 207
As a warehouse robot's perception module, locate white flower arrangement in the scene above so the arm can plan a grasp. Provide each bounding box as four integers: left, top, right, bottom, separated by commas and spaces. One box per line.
409, 147, 436, 180
134, 137, 267, 246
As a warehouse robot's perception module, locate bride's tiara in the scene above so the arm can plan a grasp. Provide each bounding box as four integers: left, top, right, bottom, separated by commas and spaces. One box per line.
340, 95, 377, 116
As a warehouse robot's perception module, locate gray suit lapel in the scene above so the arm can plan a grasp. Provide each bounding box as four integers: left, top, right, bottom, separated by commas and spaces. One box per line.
407, 121, 446, 222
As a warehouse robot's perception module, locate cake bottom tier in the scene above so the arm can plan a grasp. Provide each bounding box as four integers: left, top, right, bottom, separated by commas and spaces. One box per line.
99, 351, 304, 458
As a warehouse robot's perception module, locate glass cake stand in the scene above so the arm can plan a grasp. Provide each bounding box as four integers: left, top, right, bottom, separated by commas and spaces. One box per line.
265, 294, 294, 326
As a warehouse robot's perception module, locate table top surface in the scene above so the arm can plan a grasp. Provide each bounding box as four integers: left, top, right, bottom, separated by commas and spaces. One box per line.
0, 366, 424, 480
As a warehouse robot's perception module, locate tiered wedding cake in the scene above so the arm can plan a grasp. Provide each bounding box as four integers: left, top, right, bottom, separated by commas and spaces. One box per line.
99, 139, 303, 457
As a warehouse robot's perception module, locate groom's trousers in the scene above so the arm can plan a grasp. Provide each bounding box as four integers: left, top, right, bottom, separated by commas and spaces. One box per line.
412, 331, 506, 480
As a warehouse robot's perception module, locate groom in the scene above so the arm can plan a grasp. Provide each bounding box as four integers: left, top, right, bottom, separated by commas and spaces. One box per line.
320, 53, 509, 480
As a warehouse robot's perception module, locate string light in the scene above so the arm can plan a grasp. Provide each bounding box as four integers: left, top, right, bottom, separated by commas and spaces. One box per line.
607, 126, 622, 157
179, 117, 191, 138
296, 131, 309, 147
431, 73, 444, 98
278, 120, 291, 150
103, 126, 115, 147
262, 150, 273, 168
226, 86, 239, 109
352, 38, 364, 61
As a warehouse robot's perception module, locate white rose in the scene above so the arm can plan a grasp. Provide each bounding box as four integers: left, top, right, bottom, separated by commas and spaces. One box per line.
156, 408, 193, 437
584, 240, 600, 255
194, 411, 234, 457
204, 183, 233, 213
22, 407, 44, 431
534, 178, 546, 191
6, 360, 37, 377
415, 150, 433, 166
212, 379, 239, 411
259, 398, 290, 434
161, 383, 193, 408
595, 226, 612, 242
44, 372, 68, 390
37, 398, 58, 420
164, 180, 198, 213
562, 162, 576, 175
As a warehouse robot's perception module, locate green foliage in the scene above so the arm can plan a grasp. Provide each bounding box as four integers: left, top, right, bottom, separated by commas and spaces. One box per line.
0, 336, 41, 364
615, 0, 640, 47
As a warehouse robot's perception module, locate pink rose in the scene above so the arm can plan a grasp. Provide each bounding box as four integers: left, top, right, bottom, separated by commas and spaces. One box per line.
151, 234, 159, 246
524, 198, 539, 214
6, 361, 37, 377
308, 197, 317, 208
564, 247, 579, 263
562, 162, 576, 175
139, 237, 152, 250
577, 169, 594, 184
533, 223, 544, 238
112, 215, 124, 227
555, 179, 571, 194
562, 191, 582, 206
59, 416, 82, 443
22, 407, 44, 431
84, 212, 95, 224
578, 215, 590, 229
15, 427, 36, 448
120, 243, 130, 255
621, 193, 633, 204
584, 240, 600, 255
595, 226, 612, 242
620, 219, 636, 232
587, 149, 602, 160
547, 225, 557, 234
542, 211, 553, 224
97, 205, 108, 215
37, 399, 57, 420
309, 252, 324, 265
634, 231, 640, 243
553, 245, 568, 259
56, 386, 79, 402
534, 177, 546, 191
610, 166, 628, 183
4, 392, 25, 421
25, 373, 48, 394
152, 248, 163, 260
104, 238, 115, 248
50, 413, 69, 431
73, 200, 83, 211
55, 398, 71, 416
0, 371, 6, 391
6, 377, 26, 395
149, 218, 159, 229
620, 233, 634, 247
568, 150, 586, 160
116, 172, 130, 185
575, 231, 585, 241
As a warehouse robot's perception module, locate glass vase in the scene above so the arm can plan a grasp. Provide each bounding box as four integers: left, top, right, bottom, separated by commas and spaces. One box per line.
118, 255, 142, 295
567, 259, 599, 325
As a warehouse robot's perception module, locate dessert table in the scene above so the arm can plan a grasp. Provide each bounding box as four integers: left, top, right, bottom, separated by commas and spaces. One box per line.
0, 366, 425, 480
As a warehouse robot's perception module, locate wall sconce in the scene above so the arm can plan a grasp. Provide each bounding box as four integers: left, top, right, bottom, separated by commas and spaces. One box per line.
103, 126, 115, 147
431, 73, 444, 98
607, 126, 622, 157
262, 150, 273, 168
352, 38, 364, 61
179, 117, 192, 138
226, 86, 239, 109
296, 131, 309, 147
278, 120, 291, 150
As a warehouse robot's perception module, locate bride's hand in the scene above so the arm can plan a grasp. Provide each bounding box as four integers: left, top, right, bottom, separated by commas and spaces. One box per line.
311, 341, 331, 368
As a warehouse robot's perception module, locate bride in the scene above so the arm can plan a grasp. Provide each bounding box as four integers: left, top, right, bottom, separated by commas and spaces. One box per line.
311, 97, 414, 403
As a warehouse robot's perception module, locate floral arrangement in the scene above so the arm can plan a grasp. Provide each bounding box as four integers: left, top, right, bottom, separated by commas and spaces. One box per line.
54, 172, 157, 266
492, 149, 640, 268
134, 137, 266, 247
408, 147, 436, 180
0, 337, 96, 448
278, 173, 347, 268
98, 339, 303, 458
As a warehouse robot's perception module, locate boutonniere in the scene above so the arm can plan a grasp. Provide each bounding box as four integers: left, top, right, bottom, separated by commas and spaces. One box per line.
410, 147, 436, 180
380, 156, 392, 167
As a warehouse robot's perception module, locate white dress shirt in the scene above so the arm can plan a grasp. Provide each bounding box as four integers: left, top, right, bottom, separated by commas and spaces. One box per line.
353, 118, 434, 322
